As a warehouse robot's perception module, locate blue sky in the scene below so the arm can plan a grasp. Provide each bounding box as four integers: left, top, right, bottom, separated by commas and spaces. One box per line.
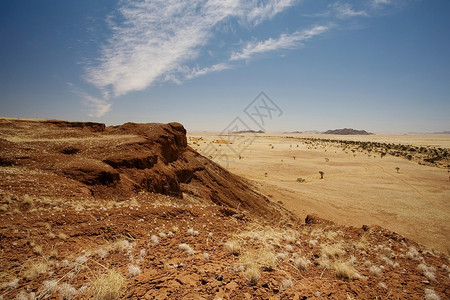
1, 0, 449, 133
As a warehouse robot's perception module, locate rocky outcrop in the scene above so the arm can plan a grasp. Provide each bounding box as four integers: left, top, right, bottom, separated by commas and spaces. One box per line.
0, 118, 290, 220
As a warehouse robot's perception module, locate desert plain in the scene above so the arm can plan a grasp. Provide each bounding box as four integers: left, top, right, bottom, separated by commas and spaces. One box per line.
189, 132, 450, 253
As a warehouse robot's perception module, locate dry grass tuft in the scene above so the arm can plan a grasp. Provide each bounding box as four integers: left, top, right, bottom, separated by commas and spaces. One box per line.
225, 240, 241, 256
321, 243, 345, 258
332, 260, 359, 280
369, 265, 382, 277
90, 269, 125, 300
244, 265, 260, 286
178, 243, 195, 256
60, 282, 77, 300
294, 256, 311, 270
127, 265, 141, 278
424, 288, 441, 300
259, 251, 277, 271
111, 239, 131, 252
32, 244, 43, 256
23, 260, 48, 279
281, 278, 294, 290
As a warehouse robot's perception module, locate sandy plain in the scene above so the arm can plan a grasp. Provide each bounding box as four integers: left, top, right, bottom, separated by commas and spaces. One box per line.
189, 133, 450, 253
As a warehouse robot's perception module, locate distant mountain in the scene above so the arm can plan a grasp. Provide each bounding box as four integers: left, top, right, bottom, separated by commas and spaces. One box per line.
232, 129, 265, 134
284, 130, 322, 134
323, 128, 373, 135
433, 131, 450, 134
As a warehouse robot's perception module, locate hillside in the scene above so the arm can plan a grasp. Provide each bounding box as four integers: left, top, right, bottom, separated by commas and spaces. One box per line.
323, 128, 373, 135
0, 118, 449, 299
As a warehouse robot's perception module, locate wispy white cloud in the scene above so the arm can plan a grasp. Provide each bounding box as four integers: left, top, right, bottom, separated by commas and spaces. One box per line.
69, 84, 111, 117
84, 0, 296, 98
245, 0, 298, 25
230, 25, 329, 61
332, 2, 368, 19
82, 94, 112, 118
372, 0, 391, 6
184, 63, 233, 80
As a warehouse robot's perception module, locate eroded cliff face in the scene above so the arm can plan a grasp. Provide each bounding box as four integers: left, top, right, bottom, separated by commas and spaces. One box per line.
0, 118, 290, 220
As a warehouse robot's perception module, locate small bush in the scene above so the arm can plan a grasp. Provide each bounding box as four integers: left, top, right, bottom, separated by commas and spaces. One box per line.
40, 280, 58, 298
187, 228, 199, 236
178, 243, 194, 256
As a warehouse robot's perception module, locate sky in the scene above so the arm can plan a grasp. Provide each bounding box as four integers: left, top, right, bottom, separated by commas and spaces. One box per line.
0, 0, 449, 133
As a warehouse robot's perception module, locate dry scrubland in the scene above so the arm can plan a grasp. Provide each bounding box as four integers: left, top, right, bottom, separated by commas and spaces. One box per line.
0, 118, 449, 299
189, 133, 450, 253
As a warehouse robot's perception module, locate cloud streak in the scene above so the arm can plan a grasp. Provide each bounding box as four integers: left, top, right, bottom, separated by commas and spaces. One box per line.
332, 3, 368, 18
230, 25, 329, 61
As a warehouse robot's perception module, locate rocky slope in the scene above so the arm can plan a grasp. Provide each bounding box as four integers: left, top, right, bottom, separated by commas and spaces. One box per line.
0, 118, 289, 221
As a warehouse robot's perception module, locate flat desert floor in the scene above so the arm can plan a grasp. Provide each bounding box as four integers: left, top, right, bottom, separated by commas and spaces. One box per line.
189, 133, 450, 253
